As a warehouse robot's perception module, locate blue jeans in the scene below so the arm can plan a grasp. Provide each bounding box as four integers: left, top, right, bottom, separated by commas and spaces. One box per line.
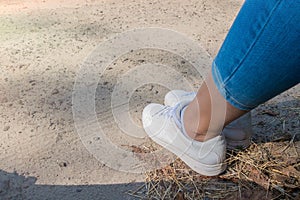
212, 0, 300, 111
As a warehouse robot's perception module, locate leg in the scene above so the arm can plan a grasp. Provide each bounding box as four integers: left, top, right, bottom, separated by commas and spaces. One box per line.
142, 0, 300, 176
183, 71, 247, 142
184, 0, 300, 142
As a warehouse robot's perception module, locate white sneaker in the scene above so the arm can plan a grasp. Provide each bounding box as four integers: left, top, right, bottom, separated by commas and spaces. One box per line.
164, 90, 253, 150
142, 100, 227, 176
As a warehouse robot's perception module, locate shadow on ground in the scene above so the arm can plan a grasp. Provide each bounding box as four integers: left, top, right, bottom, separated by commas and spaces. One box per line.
0, 170, 144, 200
252, 98, 300, 143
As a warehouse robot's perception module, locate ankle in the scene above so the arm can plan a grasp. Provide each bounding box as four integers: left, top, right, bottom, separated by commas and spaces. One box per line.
184, 128, 219, 142
187, 130, 207, 142
181, 106, 220, 142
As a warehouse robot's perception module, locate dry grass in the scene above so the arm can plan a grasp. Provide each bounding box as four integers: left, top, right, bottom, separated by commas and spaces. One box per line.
128, 141, 300, 199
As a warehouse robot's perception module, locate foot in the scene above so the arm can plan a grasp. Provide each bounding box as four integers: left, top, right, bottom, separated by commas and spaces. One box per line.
164, 90, 253, 150
142, 101, 226, 176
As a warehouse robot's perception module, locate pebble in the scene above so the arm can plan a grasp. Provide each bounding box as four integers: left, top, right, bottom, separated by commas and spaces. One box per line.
51, 89, 59, 95
18, 100, 24, 105
3, 126, 10, 131
59, 162, 67, 167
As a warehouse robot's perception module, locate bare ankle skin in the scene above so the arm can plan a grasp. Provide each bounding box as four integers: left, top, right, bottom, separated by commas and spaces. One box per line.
183, 71, 248, 142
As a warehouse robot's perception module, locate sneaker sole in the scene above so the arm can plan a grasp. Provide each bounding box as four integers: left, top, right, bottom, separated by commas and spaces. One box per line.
150, 135, 227, 176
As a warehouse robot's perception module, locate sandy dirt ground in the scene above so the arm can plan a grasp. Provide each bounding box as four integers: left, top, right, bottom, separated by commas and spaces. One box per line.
0, 0, 299, 199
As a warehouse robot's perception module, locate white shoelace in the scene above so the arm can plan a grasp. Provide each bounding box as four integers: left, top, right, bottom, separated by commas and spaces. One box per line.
181, 91, 196, 97
152, 104, 183, 130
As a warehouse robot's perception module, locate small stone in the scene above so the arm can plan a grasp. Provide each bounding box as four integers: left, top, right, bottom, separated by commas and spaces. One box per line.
51, 89, 59, 95
261, 110, 279, 116
76, 188, 82, 192
3, 126, 10, 131
59, 162, 67, 167
18, 100, 24, 105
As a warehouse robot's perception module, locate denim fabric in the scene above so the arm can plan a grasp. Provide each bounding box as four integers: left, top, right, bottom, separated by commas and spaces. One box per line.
212, 0, 300, 110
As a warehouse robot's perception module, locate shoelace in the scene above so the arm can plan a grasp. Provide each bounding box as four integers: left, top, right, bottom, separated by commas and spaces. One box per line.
152, 104, 183, 130
181, 91, 196, 97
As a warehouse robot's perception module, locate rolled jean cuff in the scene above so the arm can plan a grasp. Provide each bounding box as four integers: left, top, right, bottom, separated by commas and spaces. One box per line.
212, 61, 255, 111
211, 0, 300, 111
